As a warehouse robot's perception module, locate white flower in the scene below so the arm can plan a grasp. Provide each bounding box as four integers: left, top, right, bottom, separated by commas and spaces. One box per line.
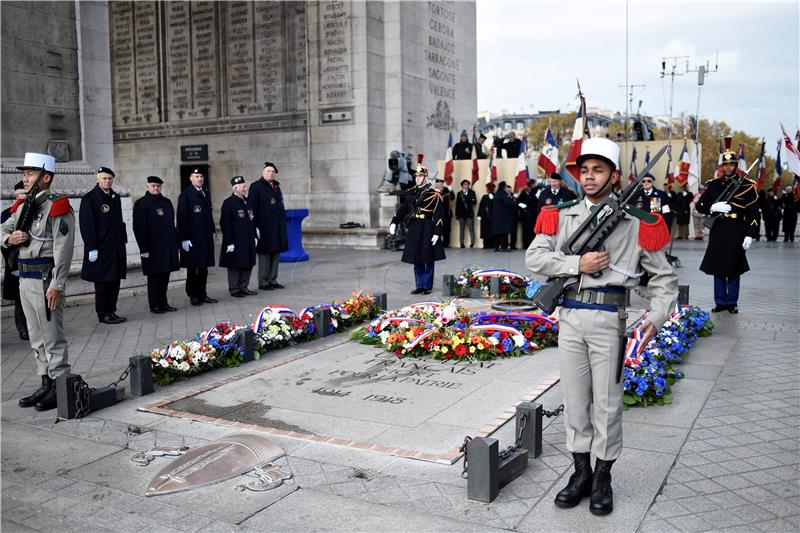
513, 335, 525, 348
160, 359, 169, 368
379, 331, 390, 344
487, 336, 499, 346
177, 361, 190, 372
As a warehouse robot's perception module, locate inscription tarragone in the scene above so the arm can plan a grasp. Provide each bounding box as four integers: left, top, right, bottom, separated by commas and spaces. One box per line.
318, 1, 353, 105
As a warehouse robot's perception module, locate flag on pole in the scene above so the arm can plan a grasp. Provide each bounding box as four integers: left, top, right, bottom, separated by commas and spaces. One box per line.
514, 137, 530, 191
443, 133, 454, 186
664, 144, 674, 185
537, 127, 559, 177
628, 146, 638, 183
565, 88, 588, 180
755, 140, 766, 191
736, 144, 747, 177
674, 142, 691, 185
780, 123, 800, 175
773, 139, 783, 190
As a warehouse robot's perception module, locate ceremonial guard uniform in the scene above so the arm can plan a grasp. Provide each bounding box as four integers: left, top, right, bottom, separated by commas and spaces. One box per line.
538, 173, 577, 207
477, 184, 495, 249
248, 162, 288, 290
517, 179, 541, 249
389, 164, 446, 294
1, 153, 76, 411
527, 139, 677, 515
177, 168, 216, 306
133, 176, 179, 314
79, 167, 127, 324
220, 176, 257, 297
2, 181, 29, 339
695, 150, 758, 313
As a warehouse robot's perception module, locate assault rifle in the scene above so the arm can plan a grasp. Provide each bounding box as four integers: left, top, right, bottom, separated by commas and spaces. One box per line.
703, 158, 759, 230
6, 166, 47, 272
532, 145, 669, 315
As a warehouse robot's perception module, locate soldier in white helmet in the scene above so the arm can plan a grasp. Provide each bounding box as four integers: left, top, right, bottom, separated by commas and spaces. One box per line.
526, 138, 677, 515
1, 152, 75, 411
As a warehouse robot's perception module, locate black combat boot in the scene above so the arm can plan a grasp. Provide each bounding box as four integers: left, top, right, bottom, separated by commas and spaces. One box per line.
554, 452, 593, 508
19, 376, 53, 408
589, 458, 615, 515
35, 382, 58, 412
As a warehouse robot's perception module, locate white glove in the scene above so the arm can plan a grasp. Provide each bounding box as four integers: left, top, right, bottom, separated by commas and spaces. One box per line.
518, 203, 527, 209
256, 228, 261, 239
88, 250, 98, 262
488, 194, 494, 200
389, 223, 396, 236
477, 216, 481, 221
742, 236, 752, 250
140, 252, 149, 258
710, 202, 731, 214
662, 205, 671, 214
226, 244, 235, 253
182, 240, 192, 252
431, 235, 439, 246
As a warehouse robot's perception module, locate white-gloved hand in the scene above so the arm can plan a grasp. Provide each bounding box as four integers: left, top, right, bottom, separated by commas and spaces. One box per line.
389, 223, 396, 236
140, 252, 149, 258
488, 194, 494, 200
256, 228, 261, 239
742, 236, 753, 250
662, 205, 671, 214
88, 249, 98, 262
710, 202, 731, 214
431, 235, 439, 246
181, 240, 192, 252
226, 244, 235, 253
476, 216, 481, 221
518, 203, 527, 209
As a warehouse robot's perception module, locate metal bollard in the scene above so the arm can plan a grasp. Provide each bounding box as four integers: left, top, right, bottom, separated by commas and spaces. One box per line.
236, 328, 256, 363
678, 285, 690, 306
442, 274, 455, 297
56, 373, 80, 420
313, 307, 332, 338
129, 355, 154, 396
373, 292, 387, 312
466, 436, 529, 503
489, 277, 501, 298
516, 402, 543, 458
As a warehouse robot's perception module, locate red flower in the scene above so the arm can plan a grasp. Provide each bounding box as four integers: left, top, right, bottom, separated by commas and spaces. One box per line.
539, 332, 546, 338
499, 332, 508, 340
524, 329, 533, 339
495, 345, 504, 354
394, 349, 403, 356
454, 344, 467, 357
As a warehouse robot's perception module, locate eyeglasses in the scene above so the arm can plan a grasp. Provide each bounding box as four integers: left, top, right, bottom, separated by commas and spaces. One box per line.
642, 179, 653, 183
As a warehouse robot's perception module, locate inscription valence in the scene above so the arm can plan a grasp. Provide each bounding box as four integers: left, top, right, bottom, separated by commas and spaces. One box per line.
318, 1, 353, 106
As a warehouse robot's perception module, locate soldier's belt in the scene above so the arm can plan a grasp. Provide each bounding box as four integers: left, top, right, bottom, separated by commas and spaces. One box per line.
18, 257, 54, 279
414, 213, 428, 219
722, 213, 738, 219
563, 287, 629, 307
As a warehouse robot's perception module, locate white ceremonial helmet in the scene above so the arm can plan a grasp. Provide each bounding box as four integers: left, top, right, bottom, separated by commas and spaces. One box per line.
576, 138, 620, 172
17, 152, 56, 173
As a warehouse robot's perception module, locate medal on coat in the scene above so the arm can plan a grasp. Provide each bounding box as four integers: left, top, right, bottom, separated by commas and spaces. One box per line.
193, 204, 202, 213
101, 204, 110, 213
156, 208, 165, 216
237, 209, 245, 218
270, 198, 276, 205
248, 209, 254, 220
545, 198, 552, 205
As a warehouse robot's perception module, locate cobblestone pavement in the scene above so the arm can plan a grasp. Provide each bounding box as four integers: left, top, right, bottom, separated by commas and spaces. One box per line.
2, 239, 798, 532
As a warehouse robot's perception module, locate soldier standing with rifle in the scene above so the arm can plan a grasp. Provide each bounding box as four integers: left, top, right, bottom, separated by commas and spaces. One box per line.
1, 153, 75, 411
526, 139, 677, 515
695, 150, 759, 313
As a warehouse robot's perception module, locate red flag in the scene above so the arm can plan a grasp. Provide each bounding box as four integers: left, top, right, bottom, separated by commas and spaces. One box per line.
794, 176, 800, 203
565, 90, 587, 180
735, 144, 747, 178
471, 143, 479, 185
490, 154, 498, 183
443, 133, 454, 185
514, 137, 530, 192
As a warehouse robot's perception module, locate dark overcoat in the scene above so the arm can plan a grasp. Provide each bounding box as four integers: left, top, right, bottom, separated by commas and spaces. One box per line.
477, 194, 493, 239
675, 191, 693, 225
696, 177, 758, 276
132, 192, 179, 275
491, 189, 515, 235
391, 184, 446, 265
517, 187, 540, 224
455, 189, 476, 219
79, 185, 127, 283
219, 194, 257, 269
177, 186, 215, 268
247, 178, 288, 254
537, 186, 576, 207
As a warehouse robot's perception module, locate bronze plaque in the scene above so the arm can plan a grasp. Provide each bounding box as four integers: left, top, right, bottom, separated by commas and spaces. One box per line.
145, 433, 284, 496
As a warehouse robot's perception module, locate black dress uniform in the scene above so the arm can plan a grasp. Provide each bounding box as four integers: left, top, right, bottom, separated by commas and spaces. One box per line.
133, 185, 179, 313
80, 181, 127, 323
177, 185, 215, 305
220, 177, 257, 296
477, 189, 495, 249
491, 184, 515, 250
763, 191, 783, 241
695, 174, 758, 311
248, 165, 288, 290
538, 184, 576, 207
391, 174, 446, 293
517, 183, 541, 249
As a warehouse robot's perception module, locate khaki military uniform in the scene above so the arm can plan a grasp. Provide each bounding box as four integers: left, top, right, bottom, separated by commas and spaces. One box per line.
1, 189, 75, 378
526, 199, 677, 460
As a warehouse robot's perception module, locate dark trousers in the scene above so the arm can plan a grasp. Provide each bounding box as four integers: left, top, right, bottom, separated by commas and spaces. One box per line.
185, 267, 208, 299
765, 218, 780, 241
413, 262, 434, 290
494, 233, 509, 250
784, 217, 797, 241
147, 272, 170, 308
510, 217, 518, 249
520, 215, 536, 249
258, 253, 280, 286
94, 280, 121, 315
483, 235, 494, 249
227, 267, 253, 294
713, 275, 740, 306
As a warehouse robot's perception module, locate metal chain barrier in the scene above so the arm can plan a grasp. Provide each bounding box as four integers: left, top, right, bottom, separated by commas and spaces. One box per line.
459, 436, 471, 479
108, 362, 134, 390
72, 377, 93, 418
543, 404, 564, 418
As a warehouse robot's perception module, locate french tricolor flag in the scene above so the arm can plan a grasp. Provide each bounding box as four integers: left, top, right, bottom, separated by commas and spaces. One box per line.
490, 153, 498, 183
443, 133, 454, 185
736, 144, 747, 177
625, 327, 645, 366
537, 127, 559, 177
514, 137, 529, 191
565, 90, 587, 180
675, 142, 691, 185
628, 146, 638, 183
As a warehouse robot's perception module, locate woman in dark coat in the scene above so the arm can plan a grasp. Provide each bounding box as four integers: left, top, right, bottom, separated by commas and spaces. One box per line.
477, 182, 495, 249
389, 164, 445, 295
491, 181, 515, 251
220, 176, 257, 297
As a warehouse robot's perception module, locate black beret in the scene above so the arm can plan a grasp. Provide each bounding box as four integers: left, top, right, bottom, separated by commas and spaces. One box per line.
478, 133, 487, 140
231, 175, 246, 186
146, 176, 163, 184
97, 166, 115, 177
190, 168, 204, 175
263, 161, 279, 173
549, 172, 562, 180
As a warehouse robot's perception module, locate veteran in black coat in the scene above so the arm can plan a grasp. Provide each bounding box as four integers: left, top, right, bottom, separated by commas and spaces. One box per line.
491, 182, 515, 250
247, 162, 288, 290
477, 184, 495, 249
763, 189, 783, 241
674, 187, 693, 239
177, 169, 216, 306
781, 186, 798, 242
389, 165, 445, 294
132, 177, 179, 313
695, 153, 759, 313
517, 180, 540, 249
220, 176, 257, 296
538, 173, 577, 207
79, 168, 128, 323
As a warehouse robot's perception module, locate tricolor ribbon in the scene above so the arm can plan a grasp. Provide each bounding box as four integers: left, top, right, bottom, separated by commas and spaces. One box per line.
670, 301, 683, 319
472, 268, 526, 281
471, 313, 558, 327
625, 327, 644, 366
469, 324, 538, 350
252, 306, 298, 332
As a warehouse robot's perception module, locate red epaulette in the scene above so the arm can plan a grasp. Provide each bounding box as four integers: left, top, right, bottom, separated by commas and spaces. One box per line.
8, 198, 24, 214
638, 213, 671, 251
534, 206, 559, 235
49, 197, 72, 217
